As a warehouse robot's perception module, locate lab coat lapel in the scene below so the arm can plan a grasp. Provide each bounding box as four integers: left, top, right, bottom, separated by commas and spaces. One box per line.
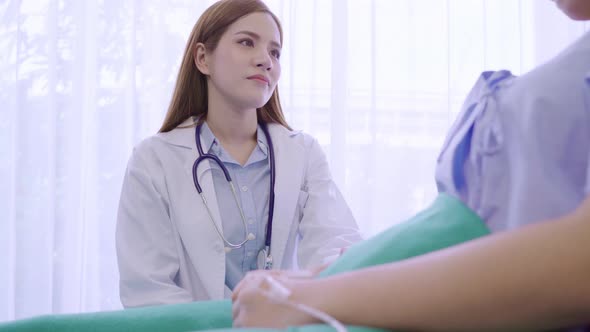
158, 119, 226, 299
183, 146, 225, 233
166, 119, 225, 235
267, 125, 305, 269
181, 157, 226, 299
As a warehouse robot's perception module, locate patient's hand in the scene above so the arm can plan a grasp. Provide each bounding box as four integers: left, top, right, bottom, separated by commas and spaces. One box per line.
232, 271, 317, 328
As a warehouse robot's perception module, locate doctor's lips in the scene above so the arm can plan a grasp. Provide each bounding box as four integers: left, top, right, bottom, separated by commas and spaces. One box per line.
247, 74, 270, 85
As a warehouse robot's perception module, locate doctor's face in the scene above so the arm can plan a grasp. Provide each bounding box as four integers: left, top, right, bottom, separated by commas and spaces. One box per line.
552, 0, 590, 20
198, 12, 282, 111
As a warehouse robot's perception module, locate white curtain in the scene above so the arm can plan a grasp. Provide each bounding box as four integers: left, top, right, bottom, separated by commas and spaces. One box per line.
0, 0, 588, 321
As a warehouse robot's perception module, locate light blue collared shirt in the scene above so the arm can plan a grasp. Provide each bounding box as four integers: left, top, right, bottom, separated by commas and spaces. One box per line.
199, 123, 270, 290
436, 31, 590, 233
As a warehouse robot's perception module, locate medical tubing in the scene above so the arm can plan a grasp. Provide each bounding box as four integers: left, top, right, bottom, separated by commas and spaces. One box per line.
282, 300, 348, 332
263, 276, 347, 332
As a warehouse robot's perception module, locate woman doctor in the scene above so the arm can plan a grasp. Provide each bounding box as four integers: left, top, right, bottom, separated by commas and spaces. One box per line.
116, 0, 361, 308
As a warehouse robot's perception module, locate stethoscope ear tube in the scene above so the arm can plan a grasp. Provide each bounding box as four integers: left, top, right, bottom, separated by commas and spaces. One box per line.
260, 123, 276, 251
193, 124, 232, 193
192, 154, 233, 193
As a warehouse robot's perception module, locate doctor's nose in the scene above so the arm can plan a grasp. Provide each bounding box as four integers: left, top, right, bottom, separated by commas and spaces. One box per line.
254, 52, 272, 71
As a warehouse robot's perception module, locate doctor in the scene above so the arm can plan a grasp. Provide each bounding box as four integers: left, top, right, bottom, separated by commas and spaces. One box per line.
116, 0, 361, 308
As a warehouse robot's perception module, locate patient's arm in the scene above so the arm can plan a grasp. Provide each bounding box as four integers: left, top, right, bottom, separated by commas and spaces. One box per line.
233, 197, 590, 330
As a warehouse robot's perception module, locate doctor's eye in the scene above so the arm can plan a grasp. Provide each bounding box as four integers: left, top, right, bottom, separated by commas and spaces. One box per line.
270, 49, 281, 59
238, 39, 254, 47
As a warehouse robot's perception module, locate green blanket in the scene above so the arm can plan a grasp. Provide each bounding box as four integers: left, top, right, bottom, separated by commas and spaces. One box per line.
0, 193, 489, 332
0, 300, 231, 332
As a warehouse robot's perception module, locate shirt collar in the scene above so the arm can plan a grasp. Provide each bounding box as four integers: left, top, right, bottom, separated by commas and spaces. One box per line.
198, 121, 218, 154
199, 122, 269, 162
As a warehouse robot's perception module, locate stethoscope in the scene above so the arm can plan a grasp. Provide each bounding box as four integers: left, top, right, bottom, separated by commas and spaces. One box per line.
192, 121, 275, 270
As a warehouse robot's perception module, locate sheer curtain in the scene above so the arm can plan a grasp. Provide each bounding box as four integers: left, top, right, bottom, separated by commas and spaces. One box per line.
0, 0, 588, 321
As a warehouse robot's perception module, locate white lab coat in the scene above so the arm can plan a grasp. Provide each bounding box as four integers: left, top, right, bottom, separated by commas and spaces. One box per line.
116, 118, 362, 307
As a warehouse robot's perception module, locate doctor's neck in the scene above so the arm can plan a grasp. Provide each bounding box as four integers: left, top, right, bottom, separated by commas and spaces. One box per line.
205, 104, 258, 145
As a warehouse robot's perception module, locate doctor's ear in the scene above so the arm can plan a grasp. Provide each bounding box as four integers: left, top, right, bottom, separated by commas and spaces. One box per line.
194, 42, 210, 75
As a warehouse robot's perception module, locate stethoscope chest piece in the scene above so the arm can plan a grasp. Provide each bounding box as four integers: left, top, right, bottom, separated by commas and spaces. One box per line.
257, 248, 273, 270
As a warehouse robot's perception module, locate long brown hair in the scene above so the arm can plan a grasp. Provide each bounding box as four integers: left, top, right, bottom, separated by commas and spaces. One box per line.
159, 0, 291, 133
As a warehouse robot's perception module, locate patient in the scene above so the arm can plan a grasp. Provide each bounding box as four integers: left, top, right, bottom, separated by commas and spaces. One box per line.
232, 0, 590, 330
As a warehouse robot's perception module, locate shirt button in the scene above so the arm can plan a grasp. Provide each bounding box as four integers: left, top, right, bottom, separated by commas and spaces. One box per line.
247, 233, 256, 240
248, 219, 254, 225
241, 186, 248, 192
246, 252, 253, 257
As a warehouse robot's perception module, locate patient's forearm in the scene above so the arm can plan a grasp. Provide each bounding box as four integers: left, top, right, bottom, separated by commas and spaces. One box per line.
293, 208, 590, 330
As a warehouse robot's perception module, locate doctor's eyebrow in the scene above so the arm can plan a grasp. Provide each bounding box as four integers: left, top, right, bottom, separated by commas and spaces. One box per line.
234, 30, 281, 49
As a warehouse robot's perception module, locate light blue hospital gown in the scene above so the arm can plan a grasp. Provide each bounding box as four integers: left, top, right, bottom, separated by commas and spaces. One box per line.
436, 31, 590, 233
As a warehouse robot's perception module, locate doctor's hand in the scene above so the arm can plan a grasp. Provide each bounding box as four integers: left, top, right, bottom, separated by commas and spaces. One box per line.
232, 271, 318, 328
